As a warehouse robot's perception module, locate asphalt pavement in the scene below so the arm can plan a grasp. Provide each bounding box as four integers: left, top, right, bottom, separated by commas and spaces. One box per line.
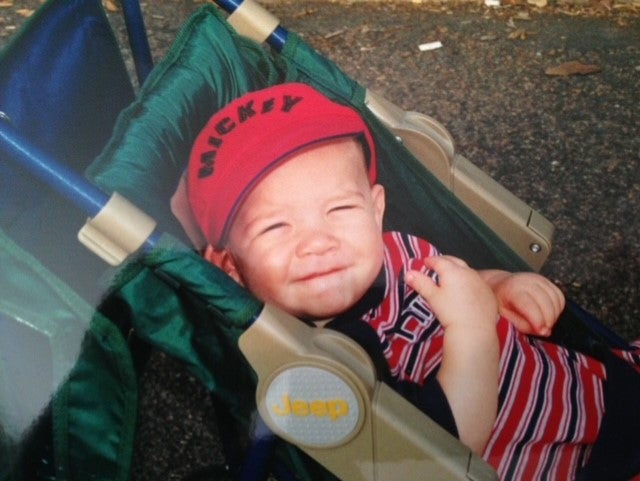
1, 1, 639, 479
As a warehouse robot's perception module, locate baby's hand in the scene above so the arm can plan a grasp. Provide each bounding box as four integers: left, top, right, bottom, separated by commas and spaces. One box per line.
482, 271, 565, 337
407, 256, 500, 453
405, 256, 498, 332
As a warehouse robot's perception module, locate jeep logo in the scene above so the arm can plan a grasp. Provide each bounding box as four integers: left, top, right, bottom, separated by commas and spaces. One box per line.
271, 394, 349, 421
262, 365, 362, 448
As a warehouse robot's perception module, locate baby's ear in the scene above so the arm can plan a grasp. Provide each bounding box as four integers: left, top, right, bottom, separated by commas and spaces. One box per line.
203, 245, 242, 284
371, 183, 386, 229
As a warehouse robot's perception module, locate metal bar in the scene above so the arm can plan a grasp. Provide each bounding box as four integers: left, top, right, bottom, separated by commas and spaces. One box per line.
0, 120, 107, 217
0, 119, 160, 254
121, 0, 154, 84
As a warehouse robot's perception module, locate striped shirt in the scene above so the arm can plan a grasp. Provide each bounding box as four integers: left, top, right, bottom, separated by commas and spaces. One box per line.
359, 232, 639, 481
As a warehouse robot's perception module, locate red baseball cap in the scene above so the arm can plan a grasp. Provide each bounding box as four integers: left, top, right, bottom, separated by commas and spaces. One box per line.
187, 83, 377, 247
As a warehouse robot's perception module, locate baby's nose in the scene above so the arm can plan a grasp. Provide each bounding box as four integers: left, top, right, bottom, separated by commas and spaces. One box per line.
296, 229, 339, 256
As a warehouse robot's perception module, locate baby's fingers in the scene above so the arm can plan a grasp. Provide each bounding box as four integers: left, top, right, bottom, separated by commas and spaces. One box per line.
502, 294, 550, 336
523, 281, 565, 333
405, 269, 439, 300
422, 255, 469, 272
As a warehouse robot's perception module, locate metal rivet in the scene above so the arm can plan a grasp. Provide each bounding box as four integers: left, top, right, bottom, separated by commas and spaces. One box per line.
529, 243, 542, 254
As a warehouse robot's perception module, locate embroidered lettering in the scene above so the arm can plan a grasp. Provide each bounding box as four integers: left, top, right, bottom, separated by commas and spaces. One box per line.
196, 93, 307, 180
282, 95, 303, 112
198, 165, 214, 178
198, 150, 217, 178
261, 97, 275, 113
215, 117, 235, 135
237, 100, 256, 122
207, 136, 222, 148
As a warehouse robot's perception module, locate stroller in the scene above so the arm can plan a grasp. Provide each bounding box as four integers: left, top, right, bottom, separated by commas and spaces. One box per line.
0, 1, 633, 480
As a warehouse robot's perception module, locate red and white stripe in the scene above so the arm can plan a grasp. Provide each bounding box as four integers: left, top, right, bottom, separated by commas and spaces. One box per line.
362, 232, 640, 481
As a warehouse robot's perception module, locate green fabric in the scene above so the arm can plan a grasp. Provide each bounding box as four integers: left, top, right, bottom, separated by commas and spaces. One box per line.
53, 315, 137, 481
0, 230, 136, 481
105, 235, 261, 425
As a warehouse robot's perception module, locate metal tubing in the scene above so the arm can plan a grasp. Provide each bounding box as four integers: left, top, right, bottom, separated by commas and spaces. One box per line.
0, 120, 107, 217
121, 0, 154, 84
268, 26, 288, 51
0, 120, 161, 255
213, 0, 244, 11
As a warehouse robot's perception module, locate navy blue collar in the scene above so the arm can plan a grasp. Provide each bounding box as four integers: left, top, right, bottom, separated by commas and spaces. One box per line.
324, 266, 386, 330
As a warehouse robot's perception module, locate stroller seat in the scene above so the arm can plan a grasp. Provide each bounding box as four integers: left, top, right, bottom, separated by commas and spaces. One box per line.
1, 1, 631, 480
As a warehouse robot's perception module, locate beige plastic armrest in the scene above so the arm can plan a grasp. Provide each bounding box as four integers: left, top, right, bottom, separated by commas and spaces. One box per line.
239, 305, 498, 481
365, 91, 554, 271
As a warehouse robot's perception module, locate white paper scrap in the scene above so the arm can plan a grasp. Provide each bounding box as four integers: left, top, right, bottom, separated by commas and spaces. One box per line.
418, 41, 443, 52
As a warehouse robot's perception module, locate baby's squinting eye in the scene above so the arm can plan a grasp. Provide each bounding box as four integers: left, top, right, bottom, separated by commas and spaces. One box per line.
329, 204, 357, 213
259, 222, 287, 235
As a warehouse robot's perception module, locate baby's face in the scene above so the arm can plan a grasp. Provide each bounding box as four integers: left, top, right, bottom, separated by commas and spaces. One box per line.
224, 138, 385, 321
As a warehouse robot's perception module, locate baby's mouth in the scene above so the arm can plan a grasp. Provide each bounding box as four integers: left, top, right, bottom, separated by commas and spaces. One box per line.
297, 266, 347, 282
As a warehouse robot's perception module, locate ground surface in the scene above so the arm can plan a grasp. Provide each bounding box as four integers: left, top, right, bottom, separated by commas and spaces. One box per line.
1, 1, 639, 479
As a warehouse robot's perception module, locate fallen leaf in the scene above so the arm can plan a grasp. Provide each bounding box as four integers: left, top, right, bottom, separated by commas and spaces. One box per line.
324, 28, 346, 40
528, 0, 548, 7
508, 28, 529, 40
607, 158, 621, 172
104, 0, 119, 12
0, 0, 14, 7
291, 7, 318, 19
545, 61, 602, 76
17, 8, 34, 17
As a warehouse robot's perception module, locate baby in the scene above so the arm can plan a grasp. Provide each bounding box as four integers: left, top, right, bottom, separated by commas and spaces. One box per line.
185, 83, 640, 481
